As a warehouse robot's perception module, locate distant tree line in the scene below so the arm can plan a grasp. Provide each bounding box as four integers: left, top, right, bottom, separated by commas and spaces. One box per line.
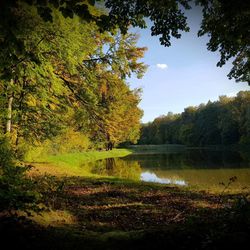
138, 91, 250, 146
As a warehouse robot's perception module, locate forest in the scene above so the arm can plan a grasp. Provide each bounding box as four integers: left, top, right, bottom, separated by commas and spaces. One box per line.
139, 91, 250, 146
0, 3, 147, 155
0, 1, 250, 250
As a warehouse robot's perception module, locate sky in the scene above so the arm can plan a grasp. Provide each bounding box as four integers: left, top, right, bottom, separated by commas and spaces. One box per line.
127, 6, 250, 123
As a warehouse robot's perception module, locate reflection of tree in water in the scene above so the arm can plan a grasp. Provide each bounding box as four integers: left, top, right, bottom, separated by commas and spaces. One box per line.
125, 149, 250, 169
239, 150, 250, 163
91, 158, 142, 180
184, 150, 249, 168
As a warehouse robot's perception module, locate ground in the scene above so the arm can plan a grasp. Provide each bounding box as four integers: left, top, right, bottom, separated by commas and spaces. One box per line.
1, 176, 250, 250
1, 150, 250, 249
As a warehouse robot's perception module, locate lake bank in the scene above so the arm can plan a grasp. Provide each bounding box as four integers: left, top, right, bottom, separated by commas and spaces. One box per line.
28, 149, 132, 177
2, 147, 250, 249
28, 146, 250, 193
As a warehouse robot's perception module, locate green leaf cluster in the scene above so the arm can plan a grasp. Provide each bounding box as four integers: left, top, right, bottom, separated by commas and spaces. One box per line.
0, 2, 146, 151
0, 136, 41, 215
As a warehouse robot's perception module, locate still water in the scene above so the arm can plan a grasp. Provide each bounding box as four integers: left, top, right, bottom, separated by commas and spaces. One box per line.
89, 149, 250, 191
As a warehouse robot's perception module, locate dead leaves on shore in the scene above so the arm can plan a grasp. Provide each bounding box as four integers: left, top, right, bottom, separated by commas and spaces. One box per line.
39, 177, 233, 232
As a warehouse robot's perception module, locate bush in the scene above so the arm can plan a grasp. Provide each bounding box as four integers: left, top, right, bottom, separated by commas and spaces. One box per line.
0, 136, 41, 215
25, 129, 91, 161
0, 135, 13, 167
49, 128, 90, 154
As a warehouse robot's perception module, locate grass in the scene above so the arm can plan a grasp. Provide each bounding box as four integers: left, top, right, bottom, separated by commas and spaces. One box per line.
28, 149, 132, 177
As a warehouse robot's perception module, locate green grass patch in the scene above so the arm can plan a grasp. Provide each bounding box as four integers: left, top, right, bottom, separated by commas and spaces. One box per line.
28, 149, 132, 177
44, 149, 132, 165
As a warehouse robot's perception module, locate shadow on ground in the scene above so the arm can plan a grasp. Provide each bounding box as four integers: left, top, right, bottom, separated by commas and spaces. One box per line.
1, 176, 250, 250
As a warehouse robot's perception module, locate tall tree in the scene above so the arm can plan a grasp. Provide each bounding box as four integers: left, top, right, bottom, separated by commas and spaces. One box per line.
72, 32, 147, 149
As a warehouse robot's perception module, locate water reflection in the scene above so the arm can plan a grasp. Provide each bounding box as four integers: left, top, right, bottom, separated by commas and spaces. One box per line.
87, 149, 250, 191
124, 149, 250, 169
91, 158, 141, 181
140, 172, 187, 186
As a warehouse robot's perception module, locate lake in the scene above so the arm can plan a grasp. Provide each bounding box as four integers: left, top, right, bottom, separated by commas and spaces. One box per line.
89, 148, 250, 192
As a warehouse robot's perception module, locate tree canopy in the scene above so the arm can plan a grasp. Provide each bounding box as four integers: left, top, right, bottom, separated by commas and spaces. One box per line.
0, 2, 146, 152
1, 0, 249, 83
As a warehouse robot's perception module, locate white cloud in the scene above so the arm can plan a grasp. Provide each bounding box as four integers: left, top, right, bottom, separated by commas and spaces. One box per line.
156, 63, 168, 70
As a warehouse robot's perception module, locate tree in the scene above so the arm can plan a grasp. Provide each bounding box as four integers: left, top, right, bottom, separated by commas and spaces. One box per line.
0, 2, 146, 152
192, 102, 221, 145
236, 91, 250, 144
177, 107, 196, 145
0, 3, 66, 146
197, 0, 250, 83
2, 1, 249, 83
0, 3, 100, 149
218, 96, 240, 145
72, 32, 146, 149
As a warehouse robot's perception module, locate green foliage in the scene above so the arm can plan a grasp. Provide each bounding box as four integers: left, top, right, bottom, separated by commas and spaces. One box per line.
24, 129, 91, 162
197, 0, 250, 83
0, 135, 13, 167
0, 136, 41, 215
139, 91, 250, 146
0, 3, 145, 152
46, 128, 91, 155
1, 0, 249, 86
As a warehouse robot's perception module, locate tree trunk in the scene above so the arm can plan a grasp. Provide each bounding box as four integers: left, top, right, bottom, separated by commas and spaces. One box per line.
6, 95, 13, 133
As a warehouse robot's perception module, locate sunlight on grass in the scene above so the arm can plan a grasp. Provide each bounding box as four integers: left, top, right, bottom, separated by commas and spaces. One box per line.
80, 202, 144, 210
28, 149, 132, 177
31, 210, 76, 227
191, 200, 219, 209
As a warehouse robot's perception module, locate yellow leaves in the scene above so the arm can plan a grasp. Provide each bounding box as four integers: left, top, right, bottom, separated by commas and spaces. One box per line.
47, 128, 91, 154
48, 103, 56, 110
126, 47, 147, 60
26, 95, 37, 107
99, 79, 108, 97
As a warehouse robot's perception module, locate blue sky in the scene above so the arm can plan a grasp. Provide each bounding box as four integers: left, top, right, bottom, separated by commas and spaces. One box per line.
128, 7, 249, 123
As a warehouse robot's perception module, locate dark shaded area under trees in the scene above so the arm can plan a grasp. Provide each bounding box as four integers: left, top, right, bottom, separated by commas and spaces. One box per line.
1, 176, 250, 250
